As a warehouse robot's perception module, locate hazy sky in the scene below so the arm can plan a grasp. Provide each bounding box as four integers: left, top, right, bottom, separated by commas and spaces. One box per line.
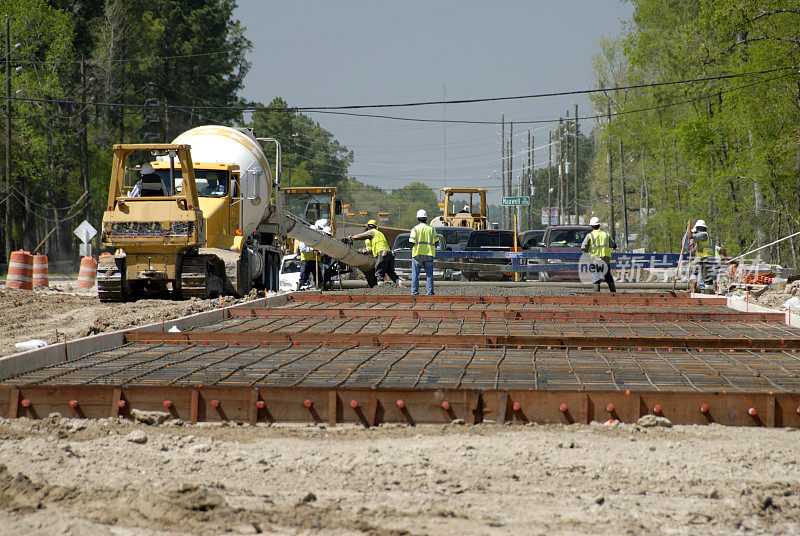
233, 1, 633, 204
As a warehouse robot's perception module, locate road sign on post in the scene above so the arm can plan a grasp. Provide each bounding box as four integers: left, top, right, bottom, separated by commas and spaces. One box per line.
74, 220, 97, 257
501, 196, 530, 207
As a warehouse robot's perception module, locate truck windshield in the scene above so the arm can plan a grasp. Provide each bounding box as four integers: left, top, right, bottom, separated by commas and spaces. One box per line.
436, 227, 473, 248
286, 193, 332, 222
467, 232, 514, 248
164, 170, 228, 198
548, 229, 589, 248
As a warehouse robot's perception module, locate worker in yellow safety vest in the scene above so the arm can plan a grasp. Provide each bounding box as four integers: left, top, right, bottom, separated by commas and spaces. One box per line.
580, 216, 617, 292
690, 219, 716, 294
409, 209, 438, 295
348, 220, 401, 286
296, 224, 323, 290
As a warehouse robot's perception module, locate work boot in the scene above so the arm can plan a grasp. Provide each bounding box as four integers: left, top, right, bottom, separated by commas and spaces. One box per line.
594, 283, 601, 292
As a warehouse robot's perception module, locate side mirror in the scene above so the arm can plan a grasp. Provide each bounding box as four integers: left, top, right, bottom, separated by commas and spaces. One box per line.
334, 198, 342, 215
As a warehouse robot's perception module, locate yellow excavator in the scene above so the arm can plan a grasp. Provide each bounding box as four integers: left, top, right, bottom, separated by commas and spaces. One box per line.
431, 187, 488, 229
98, 126, 377, 301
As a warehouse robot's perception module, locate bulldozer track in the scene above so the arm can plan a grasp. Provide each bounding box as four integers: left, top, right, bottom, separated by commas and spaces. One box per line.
97, 258, 125, 302
180, 254, 224, 299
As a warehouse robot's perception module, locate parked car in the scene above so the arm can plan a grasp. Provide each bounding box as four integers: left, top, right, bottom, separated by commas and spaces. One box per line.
520, 229, 545, 250
537, 225, 592, 282
434, 226, 474, 251
279, 254, 302, 291
392, 232, 454, 281
460, 229, 517, 281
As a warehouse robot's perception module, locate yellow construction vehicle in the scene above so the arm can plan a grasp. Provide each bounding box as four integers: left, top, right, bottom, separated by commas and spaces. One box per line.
431, 187, 488, 229
283, 187, 341, 233
98, 125, 378, 301
282, 186, 342, 253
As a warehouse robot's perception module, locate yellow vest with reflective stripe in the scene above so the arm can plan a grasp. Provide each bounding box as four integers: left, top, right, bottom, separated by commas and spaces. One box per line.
368, 230, 390, 257
300, 249, 320, 262
411, 223, 437, 257
588, 229, 611, 258
696, 236, 713, 258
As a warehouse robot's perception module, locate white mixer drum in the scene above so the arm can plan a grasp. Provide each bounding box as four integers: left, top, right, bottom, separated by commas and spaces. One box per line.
171, 125, 272, 235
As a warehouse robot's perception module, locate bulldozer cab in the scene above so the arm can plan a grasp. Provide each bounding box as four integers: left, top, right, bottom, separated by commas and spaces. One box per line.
437, 187, 488, 229
282, 187, 341, 234
103, 144, 203, 251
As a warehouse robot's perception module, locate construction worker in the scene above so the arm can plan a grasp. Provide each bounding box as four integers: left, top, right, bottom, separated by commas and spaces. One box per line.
320, 226, 339, 288
690, 219, 715, 293
296, 225, 322, 290
581, 216, 617, 292
348, 220, 400, 286
130, 163, 165, 197
409, 209, 438, 295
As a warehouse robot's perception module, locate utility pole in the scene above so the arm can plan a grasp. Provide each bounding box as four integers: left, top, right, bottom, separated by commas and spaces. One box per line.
573, 103, 579, 223
501, 114, 505, 227
163, 60, 170, 139
564, 111, 570, 223
528, 129, 533, 229
607, 104, 616, 241
80, 56, 89, 221
619, 139, 629, 249
4, 16, 11, 261
547, 131, 552, 226
509, 121, 514, 229
558, 118, 564, 224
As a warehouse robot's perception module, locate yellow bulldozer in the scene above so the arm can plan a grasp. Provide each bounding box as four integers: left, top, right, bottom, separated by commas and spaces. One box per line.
431, 187, 488, 229
98, 126, 378, 301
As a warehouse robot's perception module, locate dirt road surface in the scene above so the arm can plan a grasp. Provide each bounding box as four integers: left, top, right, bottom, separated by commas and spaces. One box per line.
0, 416, 798, 536
0, 285, 266, 358
1, 284, 799, 535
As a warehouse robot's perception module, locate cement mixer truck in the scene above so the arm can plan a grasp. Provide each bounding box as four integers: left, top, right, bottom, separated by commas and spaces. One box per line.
97, 125, 376, 301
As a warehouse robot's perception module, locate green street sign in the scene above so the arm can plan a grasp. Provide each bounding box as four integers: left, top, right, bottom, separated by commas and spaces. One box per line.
501, 196, 530, 206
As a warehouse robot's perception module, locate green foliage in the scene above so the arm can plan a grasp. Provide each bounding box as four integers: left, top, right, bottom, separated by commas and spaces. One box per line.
249, 98, 353, 188
338, 179, 438, 230
588, 0, 800, 262
0, 0, 252, 259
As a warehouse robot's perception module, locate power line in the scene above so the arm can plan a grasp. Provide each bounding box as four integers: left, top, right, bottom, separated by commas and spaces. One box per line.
293, 66, 797, 110
4, 66, 795, 127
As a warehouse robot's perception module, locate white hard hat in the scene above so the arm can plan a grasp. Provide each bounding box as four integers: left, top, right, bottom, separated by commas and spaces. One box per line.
140, 162, 154, 175
315, 218, 329, 229
589, 216, 600, 226
416, 209, 427, 219
695, 219, 706, 228
322, 226, 332, 235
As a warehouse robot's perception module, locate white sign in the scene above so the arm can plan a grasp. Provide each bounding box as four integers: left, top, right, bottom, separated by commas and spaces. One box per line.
541, 207, 559, 226
74, 220, 97, 244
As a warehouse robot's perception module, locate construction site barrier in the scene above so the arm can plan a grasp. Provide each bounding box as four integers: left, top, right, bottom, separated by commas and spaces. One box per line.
77, 256, 97, 289
32, 254, 49, 287
6, 250, 33, 290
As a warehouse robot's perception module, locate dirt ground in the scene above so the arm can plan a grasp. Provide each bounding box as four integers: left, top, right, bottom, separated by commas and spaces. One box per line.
0, 283, 269, 358
2, 282, 799, 535
0, 416, 798, 536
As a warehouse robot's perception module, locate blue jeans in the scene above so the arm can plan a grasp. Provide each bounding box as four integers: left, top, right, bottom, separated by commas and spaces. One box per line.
411, 256, 435, 295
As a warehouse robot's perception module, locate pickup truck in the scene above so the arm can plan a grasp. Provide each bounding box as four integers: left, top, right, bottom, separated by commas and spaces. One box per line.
536, 225, 592, 281
460, 229, 517, 281
392, 233, 454, 281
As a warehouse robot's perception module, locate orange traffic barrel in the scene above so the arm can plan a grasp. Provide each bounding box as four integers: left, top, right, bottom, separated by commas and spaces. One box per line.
32, 254, 49, 287
6, 250, 33, 290
77, 256, 98, 289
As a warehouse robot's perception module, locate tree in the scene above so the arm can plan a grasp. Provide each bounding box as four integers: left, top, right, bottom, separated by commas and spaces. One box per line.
587, 0, 800, 261
250, 97, 353, 187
